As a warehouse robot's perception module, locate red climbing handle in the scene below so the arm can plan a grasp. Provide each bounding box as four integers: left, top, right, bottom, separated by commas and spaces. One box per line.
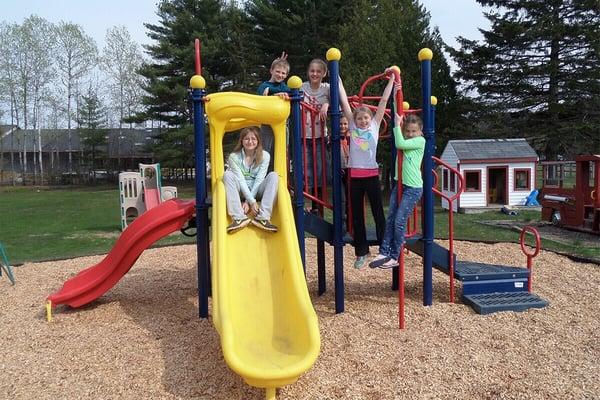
519, 226, 540, 292
357, 68, 404, 116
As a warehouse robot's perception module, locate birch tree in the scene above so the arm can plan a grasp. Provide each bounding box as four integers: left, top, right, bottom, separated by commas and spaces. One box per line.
9, 16, 55, 178
54, 21, 98, 171
0, 22, 20, 184
102, 26, 144, 168
102, 26, 144, 129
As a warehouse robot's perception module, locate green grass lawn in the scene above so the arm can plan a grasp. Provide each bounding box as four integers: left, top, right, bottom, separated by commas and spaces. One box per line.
1, 185, 197, 264
434, 208, 599, 261
1, 185, 597, 265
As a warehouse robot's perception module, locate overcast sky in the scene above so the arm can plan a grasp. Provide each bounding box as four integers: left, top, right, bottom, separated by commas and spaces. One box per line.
2, 0, 490, 55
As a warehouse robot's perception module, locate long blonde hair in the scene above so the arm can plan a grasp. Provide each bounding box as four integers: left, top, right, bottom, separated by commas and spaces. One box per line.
233, 126, 264, 165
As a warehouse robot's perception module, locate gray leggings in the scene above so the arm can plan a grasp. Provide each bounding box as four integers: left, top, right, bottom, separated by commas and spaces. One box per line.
222, 170, 279, 221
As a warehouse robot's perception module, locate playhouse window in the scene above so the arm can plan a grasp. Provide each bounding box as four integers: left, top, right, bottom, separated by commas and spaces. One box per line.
450, 172, 456, 192
442, 169, 449, 190
464, 170, 481, 192
514, 169, 530, 190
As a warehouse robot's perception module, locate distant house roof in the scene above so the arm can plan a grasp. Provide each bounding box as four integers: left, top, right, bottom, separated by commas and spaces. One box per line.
446, 138, 538, 161
0, 128, 163, 157
0, 125, 18, 137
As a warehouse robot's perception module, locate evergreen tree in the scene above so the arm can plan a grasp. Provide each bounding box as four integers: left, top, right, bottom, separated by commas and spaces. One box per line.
136, 0, 247, 167
137, 0, 227, 127
337, 0, 460, 184
450, 0, 600, 159
214, 2, 259, 91
151, 126, 195, 168
78, 87, 107, 174
246, 0, 350, 80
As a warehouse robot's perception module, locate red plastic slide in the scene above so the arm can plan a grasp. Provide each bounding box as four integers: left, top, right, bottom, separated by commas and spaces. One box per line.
144, 187, 162, 210
47, 199, 196, 308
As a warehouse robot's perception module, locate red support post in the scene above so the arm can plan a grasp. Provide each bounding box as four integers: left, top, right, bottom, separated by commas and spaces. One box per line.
399, 245, 405, 329
194, 39, 201, 75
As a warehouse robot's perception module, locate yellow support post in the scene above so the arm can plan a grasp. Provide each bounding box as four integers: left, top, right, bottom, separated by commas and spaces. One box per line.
266, 387, 276, 400
46, 300, 52, 322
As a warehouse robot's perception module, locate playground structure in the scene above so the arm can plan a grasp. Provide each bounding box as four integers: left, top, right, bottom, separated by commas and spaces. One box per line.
45, 42, 550, 399
0, 242, 15, 285
540, 154, 600, 235
118, 163, 178, 230
281, 49, 548, 322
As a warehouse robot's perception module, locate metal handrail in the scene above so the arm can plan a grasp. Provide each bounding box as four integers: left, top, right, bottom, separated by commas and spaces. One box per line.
297, 101, 332, 210
432, 156, 465, 303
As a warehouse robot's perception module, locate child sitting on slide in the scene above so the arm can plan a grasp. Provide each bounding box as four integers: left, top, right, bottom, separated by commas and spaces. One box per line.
223, 127, 279, 233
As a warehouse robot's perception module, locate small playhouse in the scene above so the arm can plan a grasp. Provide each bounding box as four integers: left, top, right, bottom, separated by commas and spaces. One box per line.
439, 138, 538, 212
118, 163, 178, 230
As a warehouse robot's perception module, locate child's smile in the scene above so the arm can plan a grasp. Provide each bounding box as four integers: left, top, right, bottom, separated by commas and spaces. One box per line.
355, 113, 371, 130
271, 66, 288, 83
308, 66, 325, 85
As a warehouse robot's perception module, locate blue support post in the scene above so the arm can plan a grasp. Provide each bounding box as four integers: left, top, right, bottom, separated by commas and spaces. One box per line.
289, 81, 306, 269
327, 48, 345, 314
190, 75, 210, 318
419, 48, 434, 306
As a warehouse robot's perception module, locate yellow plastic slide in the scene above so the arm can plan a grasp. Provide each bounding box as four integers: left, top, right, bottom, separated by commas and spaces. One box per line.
205, 92, 320, 398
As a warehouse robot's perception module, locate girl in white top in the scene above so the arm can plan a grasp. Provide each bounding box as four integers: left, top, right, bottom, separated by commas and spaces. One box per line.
339, 74, 396, 269
301, 59, 330, 194
222, 127, 279, 233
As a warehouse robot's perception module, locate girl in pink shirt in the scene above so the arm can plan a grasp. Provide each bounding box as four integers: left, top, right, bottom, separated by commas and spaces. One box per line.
339, 75, 395, 269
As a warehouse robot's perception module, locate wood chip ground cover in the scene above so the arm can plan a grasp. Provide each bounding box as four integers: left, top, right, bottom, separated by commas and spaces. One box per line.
1, 240, 598, 399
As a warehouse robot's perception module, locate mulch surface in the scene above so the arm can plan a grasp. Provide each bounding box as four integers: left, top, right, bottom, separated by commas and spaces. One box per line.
1, 239, 599, 399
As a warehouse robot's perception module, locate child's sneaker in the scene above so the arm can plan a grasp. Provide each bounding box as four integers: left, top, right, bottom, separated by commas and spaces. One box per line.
369, 254, 390, 269
252, 219, 278, 232
353, 255, 369, 270
227, 218, 251, 233
378, 258, 399, 269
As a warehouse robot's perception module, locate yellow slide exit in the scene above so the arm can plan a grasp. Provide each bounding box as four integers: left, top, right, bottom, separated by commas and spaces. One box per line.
205, 92, 320, 398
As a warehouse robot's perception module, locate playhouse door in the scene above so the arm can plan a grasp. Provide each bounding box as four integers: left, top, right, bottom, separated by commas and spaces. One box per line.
487, 166, 508, 205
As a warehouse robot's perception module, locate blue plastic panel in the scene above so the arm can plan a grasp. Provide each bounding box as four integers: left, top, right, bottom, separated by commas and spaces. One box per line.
455, 261, 529, 281
462, 278, 528, 295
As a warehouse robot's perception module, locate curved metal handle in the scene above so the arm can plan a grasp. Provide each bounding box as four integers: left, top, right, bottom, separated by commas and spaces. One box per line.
520, 226, 541, 258
432, 156, 465, 202
357, 69, 404, 117
180, 217, 197, 237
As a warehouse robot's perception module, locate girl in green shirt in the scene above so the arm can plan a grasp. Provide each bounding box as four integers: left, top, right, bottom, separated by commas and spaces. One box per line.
369, 112, 425, 269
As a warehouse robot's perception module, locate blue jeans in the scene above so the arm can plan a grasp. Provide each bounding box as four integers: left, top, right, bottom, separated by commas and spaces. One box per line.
379, 184, 423, 260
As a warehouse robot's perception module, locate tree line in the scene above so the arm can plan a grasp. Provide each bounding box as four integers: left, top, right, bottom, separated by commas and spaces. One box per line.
0, 17, 145, 172
136, 0, 461, 169
138, 0, 598, 167
2, 0, 598, 178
